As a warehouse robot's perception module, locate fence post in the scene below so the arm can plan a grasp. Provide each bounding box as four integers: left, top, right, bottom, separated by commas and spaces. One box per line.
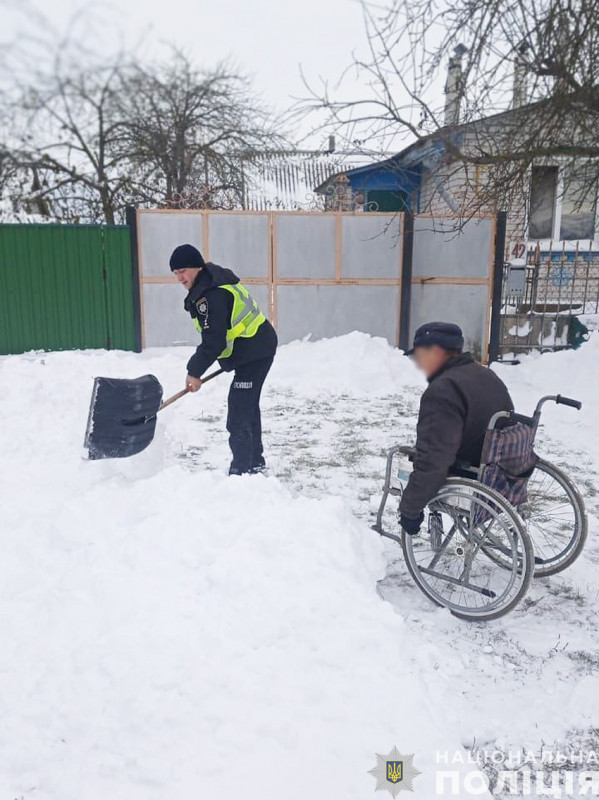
488, 211, 507, 363
399, 210, 414, 351
126, 206, 143, 352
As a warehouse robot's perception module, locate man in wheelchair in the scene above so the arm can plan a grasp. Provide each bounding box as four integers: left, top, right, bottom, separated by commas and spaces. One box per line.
399, 322, 514, 536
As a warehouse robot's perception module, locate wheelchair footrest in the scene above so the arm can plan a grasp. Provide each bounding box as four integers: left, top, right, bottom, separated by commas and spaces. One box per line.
372, 523, 403, 546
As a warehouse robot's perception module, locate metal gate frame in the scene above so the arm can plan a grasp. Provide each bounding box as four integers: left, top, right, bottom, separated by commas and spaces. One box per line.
130, 208, 405, 348
488, 212, 599, 361
130, 207, 497, 357
407, 212, 498, 363
270, 210, 404, 342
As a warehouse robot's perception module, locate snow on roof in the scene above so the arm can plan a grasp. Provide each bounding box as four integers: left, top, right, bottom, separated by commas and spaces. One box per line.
241, 151, 375, 210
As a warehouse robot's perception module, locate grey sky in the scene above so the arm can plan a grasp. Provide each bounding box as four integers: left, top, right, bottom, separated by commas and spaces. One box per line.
1, 0, 369, 145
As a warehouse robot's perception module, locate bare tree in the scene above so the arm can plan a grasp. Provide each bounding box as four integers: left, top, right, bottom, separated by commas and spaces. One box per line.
6, 54, 134, 224
0, 6, 286, 223
303, 0, 599, 221
115, 51, 285, 210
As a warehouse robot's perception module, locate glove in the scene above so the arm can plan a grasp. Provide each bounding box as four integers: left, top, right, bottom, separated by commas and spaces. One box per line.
400, 511, 424, 536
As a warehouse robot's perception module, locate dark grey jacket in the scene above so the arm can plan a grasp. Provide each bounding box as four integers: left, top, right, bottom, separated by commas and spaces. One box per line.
399, 353, 514, 517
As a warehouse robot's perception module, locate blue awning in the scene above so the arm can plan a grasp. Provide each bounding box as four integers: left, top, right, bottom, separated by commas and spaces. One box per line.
345, 164, 422, 195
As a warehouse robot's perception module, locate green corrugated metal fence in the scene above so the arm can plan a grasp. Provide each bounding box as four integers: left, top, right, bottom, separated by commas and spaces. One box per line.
0, 224, 138, 355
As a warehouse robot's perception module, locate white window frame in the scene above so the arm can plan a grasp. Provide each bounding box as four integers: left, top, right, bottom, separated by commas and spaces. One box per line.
526, 163, 599, 249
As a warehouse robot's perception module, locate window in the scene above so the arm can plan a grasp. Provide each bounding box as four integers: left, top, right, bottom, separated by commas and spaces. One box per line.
528, 165, 598, 242
529, 166, 558, 240
559, 171, 596, 240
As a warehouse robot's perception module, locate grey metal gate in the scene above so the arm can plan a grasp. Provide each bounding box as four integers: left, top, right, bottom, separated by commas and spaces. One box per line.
407, 215, 496, 361
131, 208, 497, 358
133, 209, 404, 348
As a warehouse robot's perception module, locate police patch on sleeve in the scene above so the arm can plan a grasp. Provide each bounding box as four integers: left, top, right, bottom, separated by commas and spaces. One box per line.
195, 297, 209, 330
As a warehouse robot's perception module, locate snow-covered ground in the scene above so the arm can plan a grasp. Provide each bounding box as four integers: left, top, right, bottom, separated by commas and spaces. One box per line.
0, 332, 598, 799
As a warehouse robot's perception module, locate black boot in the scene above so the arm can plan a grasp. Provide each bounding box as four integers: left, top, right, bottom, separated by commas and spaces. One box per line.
227, 429, 252, 475
249, 457, 267, 475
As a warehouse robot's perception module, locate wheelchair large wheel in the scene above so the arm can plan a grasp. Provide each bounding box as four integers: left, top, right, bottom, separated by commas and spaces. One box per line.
480, 459, 587, 577
520, 459, 587, 577
402, 478, 534, 621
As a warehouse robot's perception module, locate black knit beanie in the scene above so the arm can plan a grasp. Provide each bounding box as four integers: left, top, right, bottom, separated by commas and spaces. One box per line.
169, 244, 206, 271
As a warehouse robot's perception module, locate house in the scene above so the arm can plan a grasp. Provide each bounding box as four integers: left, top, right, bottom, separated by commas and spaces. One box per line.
314, 49, 599, 355
315, 49, 598, 253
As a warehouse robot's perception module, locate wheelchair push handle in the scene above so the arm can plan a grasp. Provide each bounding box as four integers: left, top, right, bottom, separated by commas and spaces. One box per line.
556, 394, 582, 411
534, 394, 582, 416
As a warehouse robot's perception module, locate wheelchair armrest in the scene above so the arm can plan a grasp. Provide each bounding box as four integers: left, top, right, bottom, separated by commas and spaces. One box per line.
399, 445, 417, 462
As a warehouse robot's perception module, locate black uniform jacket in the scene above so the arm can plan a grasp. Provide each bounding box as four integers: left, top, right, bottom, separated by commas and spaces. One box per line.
184, 263, 278, 378
399, 353, 514, 518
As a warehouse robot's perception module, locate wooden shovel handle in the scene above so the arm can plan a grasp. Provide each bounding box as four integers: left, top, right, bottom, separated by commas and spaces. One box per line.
158, 368, 225, 412
159, 388, 189, 411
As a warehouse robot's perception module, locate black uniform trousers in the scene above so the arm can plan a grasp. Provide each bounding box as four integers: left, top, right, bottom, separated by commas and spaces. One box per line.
226, 356, 274, 474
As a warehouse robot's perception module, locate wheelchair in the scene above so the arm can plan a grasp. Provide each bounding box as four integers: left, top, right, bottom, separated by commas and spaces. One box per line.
373, 395, 586, 621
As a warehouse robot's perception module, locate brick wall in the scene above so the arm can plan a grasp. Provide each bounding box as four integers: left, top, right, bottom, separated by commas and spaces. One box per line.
417, 161, 527, 256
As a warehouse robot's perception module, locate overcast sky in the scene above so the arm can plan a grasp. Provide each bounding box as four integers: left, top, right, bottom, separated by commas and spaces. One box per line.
1, 0, 373, 147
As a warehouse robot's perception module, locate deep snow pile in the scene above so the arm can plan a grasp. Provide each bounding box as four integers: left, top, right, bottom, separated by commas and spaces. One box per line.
0, 334, 476, 800
0, 332, 598, 800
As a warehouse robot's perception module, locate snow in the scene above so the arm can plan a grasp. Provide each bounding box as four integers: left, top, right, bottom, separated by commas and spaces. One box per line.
579, 312, 599, 331
0, 198, 46, 224
493, 333, 599, 453
1, 332, 598, 799
507, 321, 532, 337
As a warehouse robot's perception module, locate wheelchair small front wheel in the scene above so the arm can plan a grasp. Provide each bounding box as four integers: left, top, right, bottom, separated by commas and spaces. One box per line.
402, 478, 534, 621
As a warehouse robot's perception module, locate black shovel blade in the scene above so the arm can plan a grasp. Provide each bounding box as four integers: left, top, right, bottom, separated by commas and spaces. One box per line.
84, 374, 164, 460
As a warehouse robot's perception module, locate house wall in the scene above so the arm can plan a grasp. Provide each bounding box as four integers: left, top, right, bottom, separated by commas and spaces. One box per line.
418, 161, 527, 256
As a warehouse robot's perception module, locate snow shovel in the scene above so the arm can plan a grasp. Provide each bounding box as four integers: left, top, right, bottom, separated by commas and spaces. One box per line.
84, 368, 224, 460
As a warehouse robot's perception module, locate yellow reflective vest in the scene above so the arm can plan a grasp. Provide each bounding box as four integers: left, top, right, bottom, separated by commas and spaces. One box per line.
194, 282, 266, 360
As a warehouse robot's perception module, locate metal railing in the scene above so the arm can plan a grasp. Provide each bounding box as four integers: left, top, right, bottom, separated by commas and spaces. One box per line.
497, 240, 599, 358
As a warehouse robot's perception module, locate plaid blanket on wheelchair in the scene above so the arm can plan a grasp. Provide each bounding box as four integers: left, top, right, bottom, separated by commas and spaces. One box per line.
479, 421, 538, 508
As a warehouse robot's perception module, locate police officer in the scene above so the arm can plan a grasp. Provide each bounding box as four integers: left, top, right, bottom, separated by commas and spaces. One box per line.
170, 244, 278, 475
